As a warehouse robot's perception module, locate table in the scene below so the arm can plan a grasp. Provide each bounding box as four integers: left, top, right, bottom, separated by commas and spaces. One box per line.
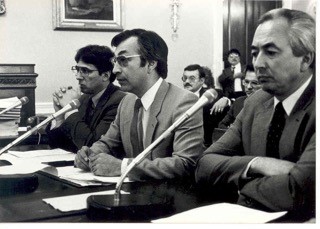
0, 172, 217, 222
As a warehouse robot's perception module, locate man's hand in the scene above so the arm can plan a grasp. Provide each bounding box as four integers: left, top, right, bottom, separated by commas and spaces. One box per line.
248, 157, 295, 177
210, 97, 229, 114
53, 86, 80, 108
89, 153, 122, 177
74, 146, 91, 171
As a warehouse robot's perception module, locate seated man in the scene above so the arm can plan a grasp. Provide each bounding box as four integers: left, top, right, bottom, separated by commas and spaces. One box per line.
75, 29, 205, 181
46, 45, 126, 153
182, 64, 224, 147
218, 64, 261, 128
196, 9, 315, 219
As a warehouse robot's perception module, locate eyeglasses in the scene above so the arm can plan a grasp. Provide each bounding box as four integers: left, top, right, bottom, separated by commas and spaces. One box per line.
71, 66, 99, 77
181, 76, 200, 83
110, 54, 141, 67
242, 79, 260, 88
229, 54, 240, 58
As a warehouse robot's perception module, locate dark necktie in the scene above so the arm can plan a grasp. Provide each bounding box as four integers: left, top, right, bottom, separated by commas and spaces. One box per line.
130, 99, 144, 156
231, 66, 235, 73
266, 102, 286, 158
86, 99, 95, 123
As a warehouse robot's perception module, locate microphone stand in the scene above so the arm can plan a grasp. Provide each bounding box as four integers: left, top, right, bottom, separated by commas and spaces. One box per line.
86, 101, 206, 221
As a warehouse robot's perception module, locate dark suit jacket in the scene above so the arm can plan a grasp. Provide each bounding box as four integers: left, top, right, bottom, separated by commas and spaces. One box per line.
218, 95, 247, 129
218, 65, 246, 99
199, 87, 225, 147
90, 80, 205, 181
195, 76, 315, 216
46, 83, 126, 153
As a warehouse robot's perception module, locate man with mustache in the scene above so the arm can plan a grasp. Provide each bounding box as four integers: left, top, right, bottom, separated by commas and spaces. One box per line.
196, 8, 315, 220
75, 29, 205, 181
182, 64, 224, 147
46, 45, 126, 153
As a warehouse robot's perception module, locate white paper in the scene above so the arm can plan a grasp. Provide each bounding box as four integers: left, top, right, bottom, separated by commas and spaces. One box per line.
43, 190, 129, 212
0, 162, 49, 175
152, 203, 287, 223
8, 148, 73, 158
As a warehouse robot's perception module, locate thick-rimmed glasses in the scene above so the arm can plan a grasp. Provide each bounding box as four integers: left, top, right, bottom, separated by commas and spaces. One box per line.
242, 79, 260, 88
71, 66, 99, 77
110, 54, 141, 67
181, 75, 198, 83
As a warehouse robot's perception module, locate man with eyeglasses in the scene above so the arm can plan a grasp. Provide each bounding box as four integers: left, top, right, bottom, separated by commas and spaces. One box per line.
182, 64, 224, 147
75, 29, 205, 181
46, 45, 126, 153
218, 64, 261, 129
210, 49, 246, 115
196, 9, 315, 219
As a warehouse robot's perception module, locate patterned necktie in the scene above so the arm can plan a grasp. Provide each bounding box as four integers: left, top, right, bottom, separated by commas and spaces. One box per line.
266, 102, 286, 158
130, 99, 144, 156
86, 98, 95, 123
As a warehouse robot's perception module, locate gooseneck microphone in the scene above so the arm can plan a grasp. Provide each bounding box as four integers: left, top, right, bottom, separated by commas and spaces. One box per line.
0, 96, 29, 116
114, 88, 217, 201
86, 89, 217, 221
0, 99, 80, 155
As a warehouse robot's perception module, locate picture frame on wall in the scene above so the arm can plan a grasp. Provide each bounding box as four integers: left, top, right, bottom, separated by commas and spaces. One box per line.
53, 0, 123, 31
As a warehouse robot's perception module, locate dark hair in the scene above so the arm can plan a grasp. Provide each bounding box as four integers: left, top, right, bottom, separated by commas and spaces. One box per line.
111, 29, 168, 78
75, 45, 116, 82
184, 64, 205, 79
227, 48, 241, 57
258, 8, 315, 69
245, 64, 255, 73
202, 66, 215, 88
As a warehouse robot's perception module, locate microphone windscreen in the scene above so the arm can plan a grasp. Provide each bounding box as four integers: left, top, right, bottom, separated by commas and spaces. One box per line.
20, 96, 29, 105
70, 99, 81, 109
203, 89, 218, 103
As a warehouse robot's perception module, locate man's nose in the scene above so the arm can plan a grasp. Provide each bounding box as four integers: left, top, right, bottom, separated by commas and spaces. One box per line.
112, 62, 121, 75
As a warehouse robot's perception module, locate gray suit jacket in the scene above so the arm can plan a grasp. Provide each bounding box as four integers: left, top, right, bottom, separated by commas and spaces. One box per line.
91, 80, 205, 181
196, 77, 315, 216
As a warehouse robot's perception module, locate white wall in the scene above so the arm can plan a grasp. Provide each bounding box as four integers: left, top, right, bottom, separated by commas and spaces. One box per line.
0, 0, 223, 114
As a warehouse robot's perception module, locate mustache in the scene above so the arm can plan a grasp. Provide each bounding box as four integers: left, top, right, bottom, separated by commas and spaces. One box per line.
184, 83, 192, 87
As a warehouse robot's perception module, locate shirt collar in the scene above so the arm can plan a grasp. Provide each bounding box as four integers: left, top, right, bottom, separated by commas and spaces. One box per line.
274, 75, 312, 116
140, 78, 163, 111
233, 63, 242, 74
193, 87, 202, 98
91, 88, 106, 107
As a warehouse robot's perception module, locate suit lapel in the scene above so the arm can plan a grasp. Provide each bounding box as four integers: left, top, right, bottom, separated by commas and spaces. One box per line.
250, 98, 274, 156
144, 80, 169, 147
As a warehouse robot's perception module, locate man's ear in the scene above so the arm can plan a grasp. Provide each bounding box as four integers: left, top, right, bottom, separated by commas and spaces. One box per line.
147, 61, 158, 73
102, 72, 110, 81
301, 52, 314, 71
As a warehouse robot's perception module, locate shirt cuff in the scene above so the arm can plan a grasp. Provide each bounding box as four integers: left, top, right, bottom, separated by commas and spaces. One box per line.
241, 157, 260, 179
121, 158, 129, 174
223, 97, 231, 106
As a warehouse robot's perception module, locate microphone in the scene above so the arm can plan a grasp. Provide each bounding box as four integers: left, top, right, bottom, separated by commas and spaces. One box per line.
86, 89, 217, 221
0, 96, 29, 116
0, 99, 80, 156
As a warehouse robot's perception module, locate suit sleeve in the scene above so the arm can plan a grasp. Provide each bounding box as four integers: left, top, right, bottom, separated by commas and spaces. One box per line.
128, 93, 205, 181
238, 134, 315, 213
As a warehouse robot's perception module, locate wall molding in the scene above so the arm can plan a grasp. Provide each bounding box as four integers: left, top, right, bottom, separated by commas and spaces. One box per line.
36, 102, 54, 116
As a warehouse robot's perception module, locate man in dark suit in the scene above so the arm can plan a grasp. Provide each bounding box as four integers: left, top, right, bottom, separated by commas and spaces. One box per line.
75, 29, 205, 181
46, 45, 126, 153
210, 49, 246, 115
218, 64, 261, 129
182, 64, 224, 147
196, 8, 315, 219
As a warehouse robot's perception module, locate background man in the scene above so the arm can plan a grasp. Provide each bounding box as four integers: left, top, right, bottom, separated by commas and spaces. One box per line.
46, 45, 126, 153
211, 49, 246, 114
75, 29, 205, 181
218, 64, 261, 128
182, 64, 224, 147
195, 8, 315, 219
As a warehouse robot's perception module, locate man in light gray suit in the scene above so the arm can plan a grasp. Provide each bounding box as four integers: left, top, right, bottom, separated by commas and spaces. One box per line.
195, 8, 315, 220
75, 29, 205, 181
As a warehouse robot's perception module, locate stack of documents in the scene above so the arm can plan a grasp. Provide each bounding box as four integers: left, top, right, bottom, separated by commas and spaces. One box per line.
0, 148, 130, 187
0, 97, 22, 137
